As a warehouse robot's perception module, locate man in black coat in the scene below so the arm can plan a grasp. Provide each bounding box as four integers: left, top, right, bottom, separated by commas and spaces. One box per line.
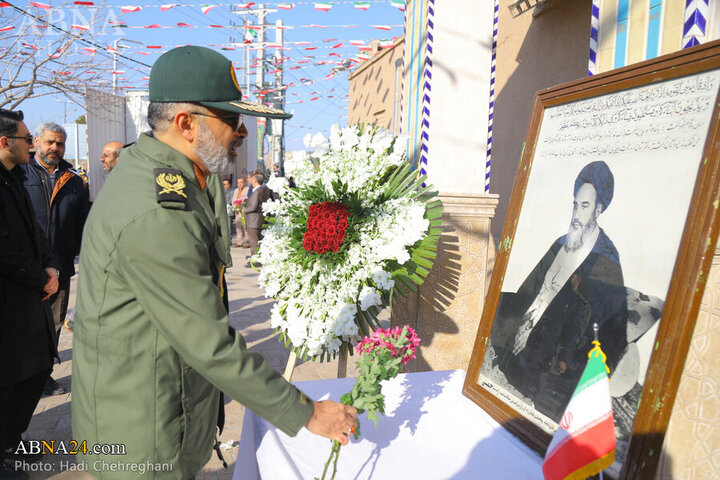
0, 109, 60, 479
242, 171, 271, 258
22, 122, 90, 396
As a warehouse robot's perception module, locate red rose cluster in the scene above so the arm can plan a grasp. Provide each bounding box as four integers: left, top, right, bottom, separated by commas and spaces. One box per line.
302, 201, 351, 254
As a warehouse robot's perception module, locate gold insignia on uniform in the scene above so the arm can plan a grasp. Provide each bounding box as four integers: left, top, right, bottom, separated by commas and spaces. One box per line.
230, 64, 243, 94
299, 392, 309, 405
156, 173, 187, 198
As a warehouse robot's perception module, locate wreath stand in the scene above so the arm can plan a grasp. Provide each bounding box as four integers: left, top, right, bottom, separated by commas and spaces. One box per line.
283, 343, 349, 381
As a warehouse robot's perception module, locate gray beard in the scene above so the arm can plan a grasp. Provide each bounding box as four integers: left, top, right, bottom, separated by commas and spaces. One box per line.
38, 153, 60, 166
194, 126, 233, 176
564, 221, 596, 252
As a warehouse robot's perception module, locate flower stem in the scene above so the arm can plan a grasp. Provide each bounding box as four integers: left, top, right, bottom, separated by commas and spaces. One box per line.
319, 441, 340, 480
331, 441, 341, 479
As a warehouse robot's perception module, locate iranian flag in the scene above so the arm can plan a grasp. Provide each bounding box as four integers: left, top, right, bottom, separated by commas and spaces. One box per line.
354, 1, 370, 10
160, 4, 176, 11
278, 3, 294, 9
542, 343, 616, 480
390, 0, 405, 11
244, 29, 258, 43
120, 5, 141, 13
314, 2, 332, 12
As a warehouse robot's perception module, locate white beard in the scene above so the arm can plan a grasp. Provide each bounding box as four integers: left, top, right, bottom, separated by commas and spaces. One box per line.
194, 126, 233, 175
564, 220, 596, 252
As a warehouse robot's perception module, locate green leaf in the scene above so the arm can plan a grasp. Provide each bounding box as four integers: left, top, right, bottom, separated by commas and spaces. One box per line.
411, 256, 434, 269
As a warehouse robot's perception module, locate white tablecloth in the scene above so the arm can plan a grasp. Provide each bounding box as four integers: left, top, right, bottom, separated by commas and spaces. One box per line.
233, 370, 544, 480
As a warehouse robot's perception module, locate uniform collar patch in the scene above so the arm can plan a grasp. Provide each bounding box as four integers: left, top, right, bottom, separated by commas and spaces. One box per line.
154, 168, 188, 207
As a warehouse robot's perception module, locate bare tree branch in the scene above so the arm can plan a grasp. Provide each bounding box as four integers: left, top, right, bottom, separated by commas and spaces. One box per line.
0, 1, 143, 110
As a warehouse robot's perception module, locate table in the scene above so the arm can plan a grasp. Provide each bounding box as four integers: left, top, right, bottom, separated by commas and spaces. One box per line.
233, 370, 544, 480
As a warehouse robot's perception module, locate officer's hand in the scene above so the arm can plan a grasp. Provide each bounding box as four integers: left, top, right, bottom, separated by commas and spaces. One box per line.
42, 268, 59, 300
305, 400, 358, 445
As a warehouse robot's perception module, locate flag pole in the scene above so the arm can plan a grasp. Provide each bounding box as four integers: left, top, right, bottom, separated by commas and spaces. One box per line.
594, 322, 604, 480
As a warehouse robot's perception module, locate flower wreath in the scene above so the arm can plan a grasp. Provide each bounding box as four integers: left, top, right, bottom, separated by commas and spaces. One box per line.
257, 124, 442, 360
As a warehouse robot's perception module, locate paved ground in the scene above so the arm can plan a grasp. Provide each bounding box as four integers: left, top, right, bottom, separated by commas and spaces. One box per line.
21, 246, 368, 479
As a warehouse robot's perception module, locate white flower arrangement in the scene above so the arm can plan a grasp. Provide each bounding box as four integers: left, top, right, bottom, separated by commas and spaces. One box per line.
256, 124, 442, 360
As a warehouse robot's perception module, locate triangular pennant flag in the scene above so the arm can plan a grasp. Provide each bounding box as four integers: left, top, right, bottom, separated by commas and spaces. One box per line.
201, 4, 220, 14
330, 43, 342, 48
314, 2, 332, 12
70, 24, 90, 31
354, 1, 370, 10
144, 24, 161, 28
0, 25, 14, 31
278, 3, 294, 9
74, 1, 95, 5
177, 22, 194, 27
374, 25, 391, 31
237, 3, 255, 8
350, 40, 364, 46
543, 341, 616, 480
29, 2, 51, 9
390, 0, 405, 11
0, 2, 10, 6
160, 4, 175, 11
120, 5, 142, 13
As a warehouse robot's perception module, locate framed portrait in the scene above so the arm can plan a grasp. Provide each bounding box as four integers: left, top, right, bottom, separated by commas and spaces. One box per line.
463, 40, 720, 478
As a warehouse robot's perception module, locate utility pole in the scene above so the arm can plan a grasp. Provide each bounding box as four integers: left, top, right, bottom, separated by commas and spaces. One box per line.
255, 5, 266, 171
112, 38, 142, 94
230, 4, 278, 172
271, 19, 285, 176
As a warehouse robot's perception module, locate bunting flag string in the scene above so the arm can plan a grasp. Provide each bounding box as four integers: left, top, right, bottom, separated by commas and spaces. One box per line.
1, 0, 402, 108
96, 22, 401, 29
27, 0, 405, 12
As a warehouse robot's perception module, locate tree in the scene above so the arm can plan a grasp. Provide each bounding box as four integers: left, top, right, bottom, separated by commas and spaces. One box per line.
75, 114, 86, 124
0, 1, 142, 109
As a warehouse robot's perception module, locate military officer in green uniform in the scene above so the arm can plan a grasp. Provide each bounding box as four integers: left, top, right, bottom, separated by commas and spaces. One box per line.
72, 46, 357, 479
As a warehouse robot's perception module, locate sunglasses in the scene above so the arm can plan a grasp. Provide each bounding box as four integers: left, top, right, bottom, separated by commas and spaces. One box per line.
190, 111, 243, 132
5, 133, 33, 145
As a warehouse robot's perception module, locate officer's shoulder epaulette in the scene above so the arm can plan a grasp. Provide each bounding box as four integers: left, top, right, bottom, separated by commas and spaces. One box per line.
154, 168, 188, 210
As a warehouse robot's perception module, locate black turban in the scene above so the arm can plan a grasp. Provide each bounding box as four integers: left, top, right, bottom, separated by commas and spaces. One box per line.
574, 160, 614, 210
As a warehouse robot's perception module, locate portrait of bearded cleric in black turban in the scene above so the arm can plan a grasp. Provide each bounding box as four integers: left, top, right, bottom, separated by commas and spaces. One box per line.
484, 161, 629, 423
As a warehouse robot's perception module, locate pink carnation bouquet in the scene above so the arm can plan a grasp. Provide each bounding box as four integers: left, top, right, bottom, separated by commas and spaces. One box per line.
232, 196, 247, 216
318, 326, 420, 480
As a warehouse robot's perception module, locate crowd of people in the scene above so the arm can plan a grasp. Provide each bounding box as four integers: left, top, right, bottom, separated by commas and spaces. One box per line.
0, 45, 356, 480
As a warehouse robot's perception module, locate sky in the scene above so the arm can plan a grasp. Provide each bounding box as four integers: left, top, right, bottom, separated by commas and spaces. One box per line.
9, 0, 405, 152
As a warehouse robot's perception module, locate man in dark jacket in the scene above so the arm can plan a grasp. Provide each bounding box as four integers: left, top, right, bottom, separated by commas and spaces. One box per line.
0, 109, 60, 479
243, 171, 271, 257
22, 122, 90, 396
